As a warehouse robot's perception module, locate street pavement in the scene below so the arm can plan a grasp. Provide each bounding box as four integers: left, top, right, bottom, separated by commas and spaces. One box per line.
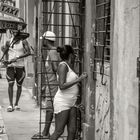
0, 78, 66, 140
0, 78, 41, 140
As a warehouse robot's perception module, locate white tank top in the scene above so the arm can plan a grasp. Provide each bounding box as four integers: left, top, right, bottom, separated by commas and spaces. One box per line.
8, 39, 25, 67
53, 61, 79, 114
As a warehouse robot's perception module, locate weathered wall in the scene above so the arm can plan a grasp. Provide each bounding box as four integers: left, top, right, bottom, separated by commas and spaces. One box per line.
111, 0, 139, 139
95, 63, 110, 140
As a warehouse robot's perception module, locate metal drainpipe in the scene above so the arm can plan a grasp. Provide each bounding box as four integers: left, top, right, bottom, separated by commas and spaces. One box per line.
83, 0, 95, 140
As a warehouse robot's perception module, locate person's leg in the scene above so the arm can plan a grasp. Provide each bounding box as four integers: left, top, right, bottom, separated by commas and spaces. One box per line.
6, 67, 15, 109
67, 107, 77, 140
8, 82, 14, 107
15, 67, 25, 106
15, 85, 22, 106
42, 86, 57, 136
31, 109, 53, 139
50, 109, 70, 140
32, 89, 55, 139
42, 110, 53, 136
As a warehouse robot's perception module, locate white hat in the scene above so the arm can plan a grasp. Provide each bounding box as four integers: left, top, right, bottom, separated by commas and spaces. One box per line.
40, 31, 56, 41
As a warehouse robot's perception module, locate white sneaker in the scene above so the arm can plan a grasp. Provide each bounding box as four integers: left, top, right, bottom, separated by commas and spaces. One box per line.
14, 105, 20, 111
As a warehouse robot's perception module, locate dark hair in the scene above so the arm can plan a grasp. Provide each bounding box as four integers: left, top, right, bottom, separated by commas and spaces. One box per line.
57, 45, 74, 60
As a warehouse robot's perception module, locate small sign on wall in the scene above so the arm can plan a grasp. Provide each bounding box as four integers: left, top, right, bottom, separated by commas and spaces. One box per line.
0, 3, 19, 17
0, 19, 26, 31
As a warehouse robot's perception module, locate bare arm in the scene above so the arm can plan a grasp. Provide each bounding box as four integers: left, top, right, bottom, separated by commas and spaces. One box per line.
1, 41, 10, 53
52, 61, 58, 73
49, 50, 60, 73
0, 41, 10, 62
18, 40, 31, 59
58, 63, 87, 90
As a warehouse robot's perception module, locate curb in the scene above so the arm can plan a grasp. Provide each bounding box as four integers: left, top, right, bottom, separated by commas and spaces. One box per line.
0, 106, 8, 140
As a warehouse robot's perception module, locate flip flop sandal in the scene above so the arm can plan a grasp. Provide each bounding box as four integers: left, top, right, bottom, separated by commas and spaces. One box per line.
7, 106, 14, 112
31, 133, 50, 139
14, 106, 20, 111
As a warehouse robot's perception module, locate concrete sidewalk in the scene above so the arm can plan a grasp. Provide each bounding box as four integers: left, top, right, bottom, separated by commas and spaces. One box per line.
0, 78, 41, 140
0, 78, 67, 140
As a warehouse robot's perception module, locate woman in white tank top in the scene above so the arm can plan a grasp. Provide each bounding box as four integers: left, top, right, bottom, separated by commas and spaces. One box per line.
50, 45, 87, 140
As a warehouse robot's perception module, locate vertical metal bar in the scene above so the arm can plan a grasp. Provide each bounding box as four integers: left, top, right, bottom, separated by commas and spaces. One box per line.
34, 0, 39, 102
62, 1, 65, 46
38, 0, 43, 137
110, 0, 114, 139
138, 0, 140, 139
83, 0, 95, 139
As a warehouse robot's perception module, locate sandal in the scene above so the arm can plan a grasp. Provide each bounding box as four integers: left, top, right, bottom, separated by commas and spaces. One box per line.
14, 105, 20, 111
7, 106, 14, 112
31, 133, 50, 139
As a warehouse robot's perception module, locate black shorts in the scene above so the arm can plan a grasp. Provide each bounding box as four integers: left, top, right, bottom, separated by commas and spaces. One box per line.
6, 66, 25, 86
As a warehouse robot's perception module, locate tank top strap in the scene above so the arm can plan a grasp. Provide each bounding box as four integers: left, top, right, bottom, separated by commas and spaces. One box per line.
10, 38, 23, 48
59, 61, 72, 72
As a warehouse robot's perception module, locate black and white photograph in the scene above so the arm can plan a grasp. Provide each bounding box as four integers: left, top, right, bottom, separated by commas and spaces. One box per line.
0, 0, 139, 140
